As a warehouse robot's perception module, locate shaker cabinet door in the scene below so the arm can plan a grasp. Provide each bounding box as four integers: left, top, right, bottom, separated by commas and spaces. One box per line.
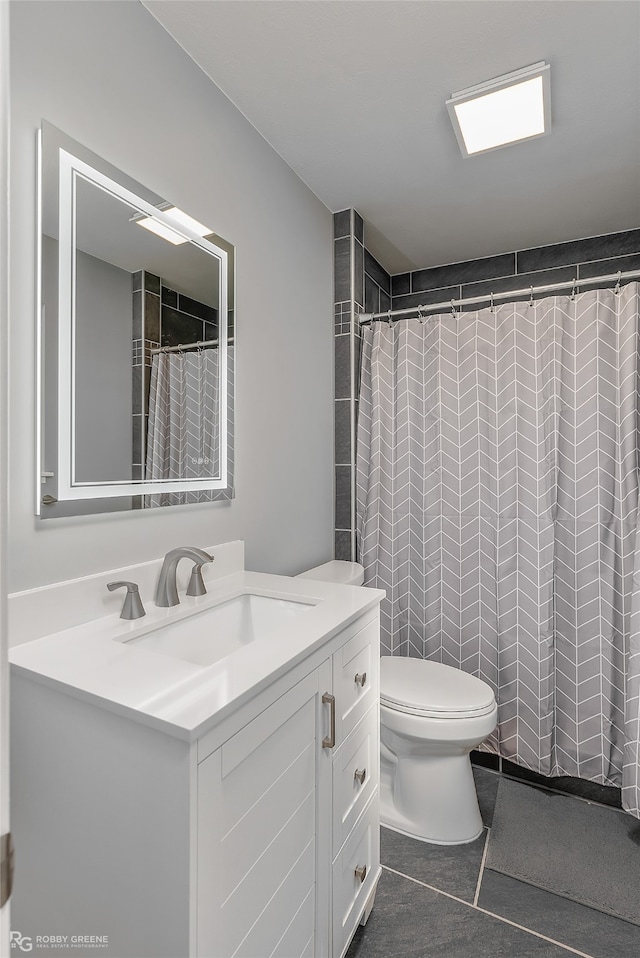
197, 661, 332, 958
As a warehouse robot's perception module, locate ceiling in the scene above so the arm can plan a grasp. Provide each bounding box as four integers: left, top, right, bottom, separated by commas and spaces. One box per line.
142, 0, 640, 275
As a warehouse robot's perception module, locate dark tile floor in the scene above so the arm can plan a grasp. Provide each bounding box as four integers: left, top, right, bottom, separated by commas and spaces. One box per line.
346, 766, 640, 958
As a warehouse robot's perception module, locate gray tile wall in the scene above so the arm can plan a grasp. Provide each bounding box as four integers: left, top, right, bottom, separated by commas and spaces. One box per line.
391, 229, 640, 313
334, 210, 393, 560
131, 270, 152, 487
160, 284, 218, 348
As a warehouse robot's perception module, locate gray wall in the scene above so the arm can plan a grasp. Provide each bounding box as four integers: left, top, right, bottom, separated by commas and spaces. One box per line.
40, 237, 134, 517
74, 250, 133, 483
9, 0, 334, 592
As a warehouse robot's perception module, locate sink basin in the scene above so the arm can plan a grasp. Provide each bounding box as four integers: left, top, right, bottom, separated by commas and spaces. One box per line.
124, 592, 315, 667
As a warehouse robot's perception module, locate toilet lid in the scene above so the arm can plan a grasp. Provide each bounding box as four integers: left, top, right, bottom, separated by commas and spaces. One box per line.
380, 656, 496, 717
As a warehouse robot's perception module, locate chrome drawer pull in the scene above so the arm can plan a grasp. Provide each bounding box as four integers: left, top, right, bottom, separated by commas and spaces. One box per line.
354, 672, 367, 688
354, 768, 367, 786
354, 864, 367, 883
322, 693, 335, 749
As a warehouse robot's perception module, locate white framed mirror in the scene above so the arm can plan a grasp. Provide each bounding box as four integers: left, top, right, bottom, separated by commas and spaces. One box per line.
37, 123, 235, 517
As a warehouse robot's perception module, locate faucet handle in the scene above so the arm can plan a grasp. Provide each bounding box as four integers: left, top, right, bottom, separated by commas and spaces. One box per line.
187, 552, 215, 596
107, 581, 146, 620
187, 564, 208, 597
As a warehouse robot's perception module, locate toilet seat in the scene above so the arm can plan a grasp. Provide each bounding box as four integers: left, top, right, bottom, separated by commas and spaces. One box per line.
380, 656, 496, 719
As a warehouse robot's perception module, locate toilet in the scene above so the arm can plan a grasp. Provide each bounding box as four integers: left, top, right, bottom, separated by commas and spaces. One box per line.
379, 656, 497, 844
298, 560, 498, 846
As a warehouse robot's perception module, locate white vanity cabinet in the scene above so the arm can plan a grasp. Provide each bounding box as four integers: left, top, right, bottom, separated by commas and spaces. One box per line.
328, 613, 380, 957
10, 607, 381, 958
195, 610, 380, 958
196, 662, 332, 958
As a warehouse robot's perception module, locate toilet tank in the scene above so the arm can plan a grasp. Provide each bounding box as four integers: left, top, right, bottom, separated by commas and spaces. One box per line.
297, 560, 365, 586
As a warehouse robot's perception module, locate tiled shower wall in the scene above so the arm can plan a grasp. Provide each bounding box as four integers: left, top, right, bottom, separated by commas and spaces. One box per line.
333, 210, 391, 560
391, 228, 640, 312
333, 217, 640, 561
131, 269, 157, 484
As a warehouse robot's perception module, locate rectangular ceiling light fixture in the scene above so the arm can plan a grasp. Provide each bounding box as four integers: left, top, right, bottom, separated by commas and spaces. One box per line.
132, 206, 213, 245
446, 62, 551, 158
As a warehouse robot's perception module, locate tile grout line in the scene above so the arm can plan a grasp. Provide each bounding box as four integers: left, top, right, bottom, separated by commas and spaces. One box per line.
473, 827, 491, 907
381, 865, 595, 958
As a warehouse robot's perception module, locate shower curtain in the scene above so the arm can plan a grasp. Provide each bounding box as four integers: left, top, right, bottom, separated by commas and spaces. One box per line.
145, 347, 220, 506
356, 283, 640, 818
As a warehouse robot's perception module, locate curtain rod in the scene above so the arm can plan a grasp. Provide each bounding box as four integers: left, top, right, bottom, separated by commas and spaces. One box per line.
149, 338, 219, 355
359, 269, 640, 324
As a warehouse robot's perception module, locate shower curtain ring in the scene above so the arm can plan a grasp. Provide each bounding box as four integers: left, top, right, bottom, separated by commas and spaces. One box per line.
490, 292, 495, 313
615, 271, 622, 295
528, 286, 534, 308
570, 280, 577, 302
451, 299, 457, 318
387, 310, 393, 328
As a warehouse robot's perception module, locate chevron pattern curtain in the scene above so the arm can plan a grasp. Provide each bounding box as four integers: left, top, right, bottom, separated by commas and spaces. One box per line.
145, 348, 220, 506
356, 283, 640, 817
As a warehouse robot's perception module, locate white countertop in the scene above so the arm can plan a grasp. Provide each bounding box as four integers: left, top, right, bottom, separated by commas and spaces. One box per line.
10, 570, 383, 741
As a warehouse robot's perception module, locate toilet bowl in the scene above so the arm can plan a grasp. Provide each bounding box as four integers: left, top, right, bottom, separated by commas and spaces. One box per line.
297, 561, 497, 845
380, 656, 497, 845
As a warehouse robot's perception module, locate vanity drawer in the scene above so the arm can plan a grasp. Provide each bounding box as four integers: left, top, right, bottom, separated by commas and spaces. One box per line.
332, 620, 378, 744
332, 794, 380, 958
333, 709, 377, 854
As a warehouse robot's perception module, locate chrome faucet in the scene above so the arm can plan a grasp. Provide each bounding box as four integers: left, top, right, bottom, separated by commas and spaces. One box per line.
155, 546, 214, 607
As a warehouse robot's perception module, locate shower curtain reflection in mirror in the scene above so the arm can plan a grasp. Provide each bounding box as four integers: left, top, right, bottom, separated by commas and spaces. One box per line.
145, 346, 220, 507
356, 283, 640, 819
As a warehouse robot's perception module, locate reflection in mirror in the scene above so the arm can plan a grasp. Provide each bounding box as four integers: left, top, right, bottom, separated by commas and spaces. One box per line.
37, 123, 235, 517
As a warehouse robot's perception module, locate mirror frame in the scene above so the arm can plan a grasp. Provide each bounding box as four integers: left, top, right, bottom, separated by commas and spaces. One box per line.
36, 129, 232, 511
